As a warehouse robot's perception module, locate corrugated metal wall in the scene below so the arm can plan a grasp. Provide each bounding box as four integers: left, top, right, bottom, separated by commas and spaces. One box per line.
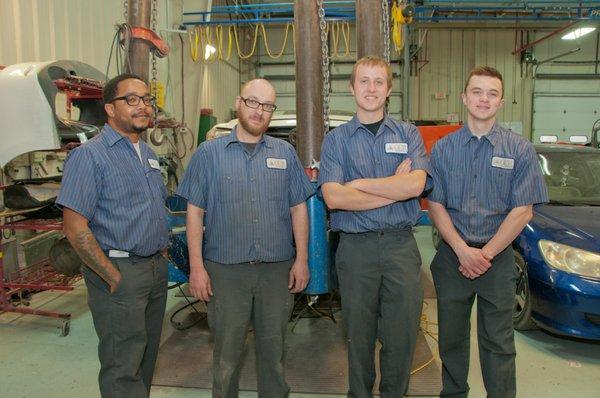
255, 25, 599, 140
411, 29, 533, 135
255, 26, 536, 131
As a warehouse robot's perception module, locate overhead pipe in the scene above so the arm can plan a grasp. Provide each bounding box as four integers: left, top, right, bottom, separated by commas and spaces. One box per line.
512, 21, 578, 55
535, 74, 600, 79
536, 47, 581, 66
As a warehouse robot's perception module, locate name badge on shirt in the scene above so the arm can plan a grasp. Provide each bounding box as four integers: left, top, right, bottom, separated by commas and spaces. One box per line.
148, 158, 161, 170
385, 142, 408, 154
491, 156, 515, 170
266, 158, 287, 170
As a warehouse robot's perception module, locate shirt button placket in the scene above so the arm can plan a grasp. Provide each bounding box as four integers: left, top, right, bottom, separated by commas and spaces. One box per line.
249, 159, 260, 258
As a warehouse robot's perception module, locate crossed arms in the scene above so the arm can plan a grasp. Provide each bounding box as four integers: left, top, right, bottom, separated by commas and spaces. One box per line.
321, 158, 427, 211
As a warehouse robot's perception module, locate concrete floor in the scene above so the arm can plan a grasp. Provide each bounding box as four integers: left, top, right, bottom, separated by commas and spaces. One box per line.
1, 226, 599, 397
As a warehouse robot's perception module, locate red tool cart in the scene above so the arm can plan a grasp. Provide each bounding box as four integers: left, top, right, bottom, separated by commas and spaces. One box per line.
0, 207, 81, 336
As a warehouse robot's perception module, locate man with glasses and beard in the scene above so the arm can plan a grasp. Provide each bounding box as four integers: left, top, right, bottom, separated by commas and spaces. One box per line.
58, 73, 169, 397
177, 78, 315, 397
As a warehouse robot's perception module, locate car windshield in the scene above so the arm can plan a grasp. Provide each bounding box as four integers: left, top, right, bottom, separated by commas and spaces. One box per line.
538, 151, 600, 206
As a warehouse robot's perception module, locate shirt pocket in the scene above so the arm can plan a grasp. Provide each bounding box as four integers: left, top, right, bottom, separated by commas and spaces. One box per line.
490, 167, 513, 209
383, 152, 408, 175
445, 170, 465, 209
218, 174, 244, 203
264, 168, 287, 202
103, 169, 142, 204
147, 168, 167, 201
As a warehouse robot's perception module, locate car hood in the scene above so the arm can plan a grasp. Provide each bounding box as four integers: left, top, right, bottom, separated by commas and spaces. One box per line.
533, 205, 600, 252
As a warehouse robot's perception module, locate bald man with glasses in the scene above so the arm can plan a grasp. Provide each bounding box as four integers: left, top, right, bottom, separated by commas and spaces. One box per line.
177, 78, 315, 397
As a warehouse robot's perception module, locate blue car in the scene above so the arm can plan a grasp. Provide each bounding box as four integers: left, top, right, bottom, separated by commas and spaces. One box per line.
431, 143, 600, 340
512, 144, 600, 340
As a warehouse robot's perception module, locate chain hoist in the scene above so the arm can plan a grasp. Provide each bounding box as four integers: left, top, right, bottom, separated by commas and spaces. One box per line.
317, 0, 330, 135
382, 0, 391, 63
123, 0, 128, 22
150, 0, 158, 95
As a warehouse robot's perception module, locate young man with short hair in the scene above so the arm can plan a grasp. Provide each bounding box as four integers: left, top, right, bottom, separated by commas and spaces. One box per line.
319, 56, 429, 397
428, 66, 548, 398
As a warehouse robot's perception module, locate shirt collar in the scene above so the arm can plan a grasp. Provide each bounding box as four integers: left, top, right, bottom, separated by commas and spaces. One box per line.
459, 122, 501, 147
349, 114, 394, 137
224, 125, 273, 149
101, 124, 126, 147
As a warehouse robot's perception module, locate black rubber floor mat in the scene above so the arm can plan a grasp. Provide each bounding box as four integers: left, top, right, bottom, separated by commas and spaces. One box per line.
153, 316, 441, 396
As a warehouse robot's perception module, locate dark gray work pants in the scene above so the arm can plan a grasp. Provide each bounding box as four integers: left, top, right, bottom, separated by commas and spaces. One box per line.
336, 229, 424, 398
204, 259, 294, 398
431, 241, 516, 398
82, 253, 168, 398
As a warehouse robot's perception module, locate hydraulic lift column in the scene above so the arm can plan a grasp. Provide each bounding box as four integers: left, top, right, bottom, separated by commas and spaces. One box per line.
294, 1, 328, 295
127, 0, 152, 82
356, 0, 384, 58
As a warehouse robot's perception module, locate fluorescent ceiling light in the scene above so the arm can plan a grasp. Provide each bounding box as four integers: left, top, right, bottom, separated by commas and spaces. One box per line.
204, 44, 216, 60
561, 27, 596, 40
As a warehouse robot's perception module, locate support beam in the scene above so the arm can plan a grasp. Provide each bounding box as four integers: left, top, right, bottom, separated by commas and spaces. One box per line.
356, 0, 383, 58
127, 0, 152, 81
294, 1, 324, 170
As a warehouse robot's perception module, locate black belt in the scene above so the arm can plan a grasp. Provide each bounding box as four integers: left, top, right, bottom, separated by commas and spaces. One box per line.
104, 249, 161, 259
239, 259, 291, 265
340, 228, 412, 237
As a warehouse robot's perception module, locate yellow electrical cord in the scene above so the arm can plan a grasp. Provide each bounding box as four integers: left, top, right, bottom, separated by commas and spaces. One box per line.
410, 300, 439, 375
331, 22, 340, 57
215, 25, 224, 60
188, 26, 200, 62
331, 24, 339, 57
340, 22, 351, 57
233, 24, 259, 60
261, 23, 293, 59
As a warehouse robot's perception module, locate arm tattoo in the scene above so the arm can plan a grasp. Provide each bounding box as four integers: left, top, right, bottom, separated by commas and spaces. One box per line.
73, 230, 119, 285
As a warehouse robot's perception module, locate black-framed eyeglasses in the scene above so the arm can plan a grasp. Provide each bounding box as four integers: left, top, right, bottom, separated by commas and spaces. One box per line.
111, 94, 156, 107
240, 96, 277, 113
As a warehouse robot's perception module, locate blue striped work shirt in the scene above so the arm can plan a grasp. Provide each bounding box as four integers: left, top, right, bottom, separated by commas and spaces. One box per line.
57, 124, 169, 256
177, 127, 315, 264
428, 123, 548, 243
317, 115, 430, 233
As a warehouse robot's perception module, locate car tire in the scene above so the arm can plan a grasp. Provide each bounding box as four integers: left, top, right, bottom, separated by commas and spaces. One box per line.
432, 226, 442, 250
513, 250, 538, 331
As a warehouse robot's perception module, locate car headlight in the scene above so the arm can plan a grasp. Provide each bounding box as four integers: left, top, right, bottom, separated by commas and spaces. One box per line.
539, 240, 600, 280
